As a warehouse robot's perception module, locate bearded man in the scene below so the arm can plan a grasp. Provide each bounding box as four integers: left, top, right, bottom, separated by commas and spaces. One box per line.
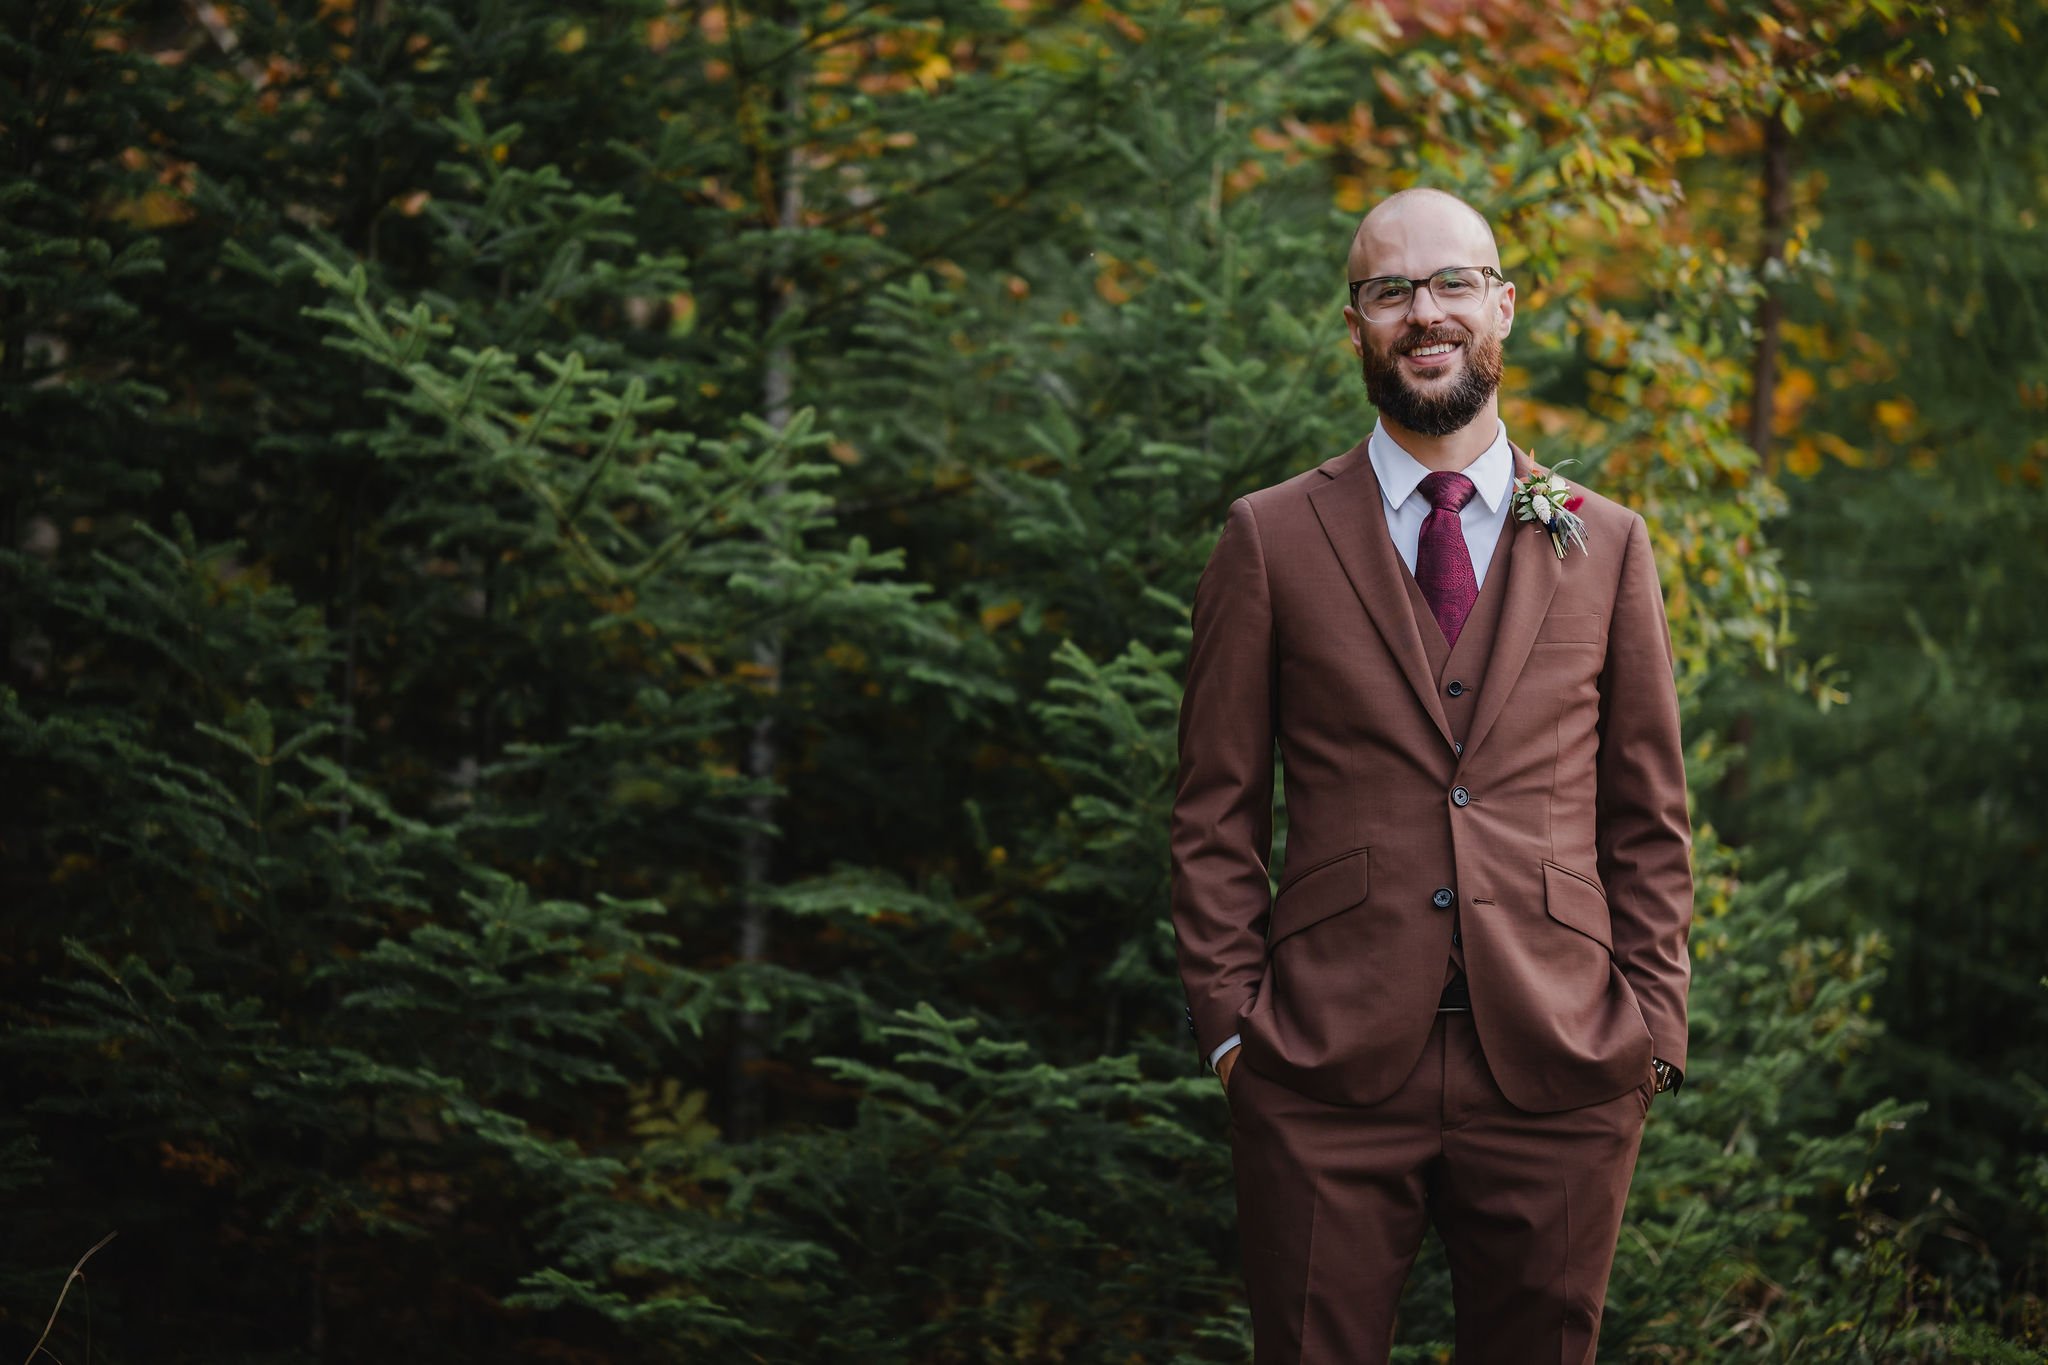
1170, 187, 1693, 1364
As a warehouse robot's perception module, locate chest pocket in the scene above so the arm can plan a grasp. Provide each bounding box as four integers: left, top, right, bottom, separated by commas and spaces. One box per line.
1535, 613, 1602, 645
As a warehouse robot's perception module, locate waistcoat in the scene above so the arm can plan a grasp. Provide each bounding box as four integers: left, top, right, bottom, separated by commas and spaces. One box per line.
1400, 507, 1520, 982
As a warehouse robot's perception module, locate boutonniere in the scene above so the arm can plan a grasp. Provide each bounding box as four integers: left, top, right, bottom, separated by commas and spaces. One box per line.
1512, 458, 1590, 559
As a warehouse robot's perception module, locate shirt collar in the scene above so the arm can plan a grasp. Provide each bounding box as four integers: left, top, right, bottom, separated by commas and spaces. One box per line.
1368, 418, 1512, 515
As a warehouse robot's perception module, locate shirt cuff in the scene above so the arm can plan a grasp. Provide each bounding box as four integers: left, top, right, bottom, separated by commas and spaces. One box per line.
1208, 1034, 1242, 1071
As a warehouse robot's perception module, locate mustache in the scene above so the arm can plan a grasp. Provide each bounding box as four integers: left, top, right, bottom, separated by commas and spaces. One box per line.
1397, 326, 1470, 354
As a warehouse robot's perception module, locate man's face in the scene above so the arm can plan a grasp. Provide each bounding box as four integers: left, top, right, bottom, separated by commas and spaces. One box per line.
1344, 201, 1514, 439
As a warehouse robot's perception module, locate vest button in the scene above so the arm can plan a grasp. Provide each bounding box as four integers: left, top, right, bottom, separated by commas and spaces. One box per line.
1451, 786, 1470, 807
1431, 887, 1454, 910
1453, 740, 1463, 756
1446, 680, 1465, 697
1452, 929, 1462, 948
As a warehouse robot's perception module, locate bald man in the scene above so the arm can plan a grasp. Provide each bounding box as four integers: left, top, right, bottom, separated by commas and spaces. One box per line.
1171, 188, 1692, 1363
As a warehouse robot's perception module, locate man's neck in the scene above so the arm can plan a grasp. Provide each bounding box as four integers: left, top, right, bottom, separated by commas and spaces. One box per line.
1381, 406, 1501, 473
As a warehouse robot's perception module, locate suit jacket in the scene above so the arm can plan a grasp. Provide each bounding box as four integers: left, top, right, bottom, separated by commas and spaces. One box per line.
1170, 435, 1692, 1113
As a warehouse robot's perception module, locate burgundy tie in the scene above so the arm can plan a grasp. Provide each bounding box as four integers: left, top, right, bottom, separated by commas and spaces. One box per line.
1415, 470, 1478, 648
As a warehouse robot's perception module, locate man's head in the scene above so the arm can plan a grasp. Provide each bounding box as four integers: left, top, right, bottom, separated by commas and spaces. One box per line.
1344, 188, 1515, 440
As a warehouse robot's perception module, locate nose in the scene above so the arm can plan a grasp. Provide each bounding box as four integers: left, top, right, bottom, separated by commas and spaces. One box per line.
1407, 281, 1448, 327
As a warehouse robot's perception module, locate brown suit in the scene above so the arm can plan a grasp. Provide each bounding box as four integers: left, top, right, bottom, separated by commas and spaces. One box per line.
1170, 435, 1692, 1362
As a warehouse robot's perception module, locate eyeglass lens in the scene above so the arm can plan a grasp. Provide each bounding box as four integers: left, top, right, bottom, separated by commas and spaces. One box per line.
1357, 267, 1491, 316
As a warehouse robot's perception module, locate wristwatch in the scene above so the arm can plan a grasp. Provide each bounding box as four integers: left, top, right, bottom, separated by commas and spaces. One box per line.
1651, 1058, 1680, 1094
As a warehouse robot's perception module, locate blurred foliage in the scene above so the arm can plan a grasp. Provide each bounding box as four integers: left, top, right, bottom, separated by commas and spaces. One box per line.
1701, 0, 2048, 1339
0, 0, 2039, 1360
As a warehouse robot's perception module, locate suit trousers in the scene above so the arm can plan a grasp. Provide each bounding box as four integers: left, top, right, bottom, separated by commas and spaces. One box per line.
1225, 1011, 1651, 1365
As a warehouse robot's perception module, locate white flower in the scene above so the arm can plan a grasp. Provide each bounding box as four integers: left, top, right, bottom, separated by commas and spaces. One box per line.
1548, 476, 1569, 494
1532, 493, 1555, 524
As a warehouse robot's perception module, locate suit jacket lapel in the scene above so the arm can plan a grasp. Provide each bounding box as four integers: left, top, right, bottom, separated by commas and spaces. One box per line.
1461, 443, 1561, 764
1307, 445, 1455, 750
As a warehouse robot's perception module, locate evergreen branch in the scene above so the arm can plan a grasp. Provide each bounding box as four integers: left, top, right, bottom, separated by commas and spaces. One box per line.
827, 476, 979, 520
621, 416, 809, 588
737, 0, 895, 77
560, 375, 645, 524
503, 350, 584, 462
806, 0, 1336, 325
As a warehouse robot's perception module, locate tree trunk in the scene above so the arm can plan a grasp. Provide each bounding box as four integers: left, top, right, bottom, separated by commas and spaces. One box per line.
729, 34, 803, 1145
1746, 106, 1793, 475
1723, 105, 1794, 819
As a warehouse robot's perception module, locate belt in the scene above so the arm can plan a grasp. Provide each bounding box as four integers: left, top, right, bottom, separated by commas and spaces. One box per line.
1437, 974, 1471, 1012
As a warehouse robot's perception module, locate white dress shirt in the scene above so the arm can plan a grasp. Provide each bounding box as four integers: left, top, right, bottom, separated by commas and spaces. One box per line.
1206, 419, 1516, 1072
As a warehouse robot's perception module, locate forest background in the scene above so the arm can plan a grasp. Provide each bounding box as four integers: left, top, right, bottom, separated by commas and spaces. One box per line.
3, 0, 2044, 1361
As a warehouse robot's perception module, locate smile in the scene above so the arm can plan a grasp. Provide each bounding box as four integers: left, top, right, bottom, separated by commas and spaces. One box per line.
1404, 342, 1461, 365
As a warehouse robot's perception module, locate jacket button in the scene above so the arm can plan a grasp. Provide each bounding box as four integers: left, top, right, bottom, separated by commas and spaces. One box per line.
1446, 680, 1464, 697
1451, 786, 1470, 807
1431, 887, 1454, 910
1453, 740, 1463, 755
1452, 929, 1462, 947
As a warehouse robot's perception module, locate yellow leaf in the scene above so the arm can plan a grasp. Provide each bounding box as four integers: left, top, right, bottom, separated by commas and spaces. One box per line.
49, 852, 94, 884
1873, 397, 1917, 440
980, 600, 1024, 631
915, 53, 952, 91
1814, 431, 1866, 467
557, 24, 586, 53
110, 189, 195, 228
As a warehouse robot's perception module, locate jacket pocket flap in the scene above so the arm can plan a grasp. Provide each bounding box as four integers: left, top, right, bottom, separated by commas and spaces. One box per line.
1269, 847, 1369, 946
1543, 860, 1612, 950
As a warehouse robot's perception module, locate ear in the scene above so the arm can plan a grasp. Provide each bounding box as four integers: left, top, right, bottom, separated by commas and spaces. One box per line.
1343, 304, 1367, 357
1496, 280, 1516, 337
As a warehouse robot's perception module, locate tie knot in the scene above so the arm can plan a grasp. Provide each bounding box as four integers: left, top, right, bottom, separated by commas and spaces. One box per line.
1419, 470, 1476, 514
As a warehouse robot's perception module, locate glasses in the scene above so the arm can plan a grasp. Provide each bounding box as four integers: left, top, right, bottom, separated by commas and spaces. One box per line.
1348, 265, 1507, 320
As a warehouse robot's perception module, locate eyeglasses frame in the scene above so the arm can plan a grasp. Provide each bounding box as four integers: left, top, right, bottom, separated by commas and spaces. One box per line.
1347, 264, 1510, 317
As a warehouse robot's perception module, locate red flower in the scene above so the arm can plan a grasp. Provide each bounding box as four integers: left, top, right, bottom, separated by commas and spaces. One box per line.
1563, 495, 1584, 512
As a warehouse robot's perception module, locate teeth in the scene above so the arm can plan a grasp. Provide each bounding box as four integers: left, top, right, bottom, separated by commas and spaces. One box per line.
1410, 343, 1456, 357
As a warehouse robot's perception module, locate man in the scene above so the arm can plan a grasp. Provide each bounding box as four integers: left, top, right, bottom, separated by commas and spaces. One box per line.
1169, 187, 1693, 1364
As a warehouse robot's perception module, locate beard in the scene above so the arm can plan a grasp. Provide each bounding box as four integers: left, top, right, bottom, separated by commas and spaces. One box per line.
1360, 322, 1505, 438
